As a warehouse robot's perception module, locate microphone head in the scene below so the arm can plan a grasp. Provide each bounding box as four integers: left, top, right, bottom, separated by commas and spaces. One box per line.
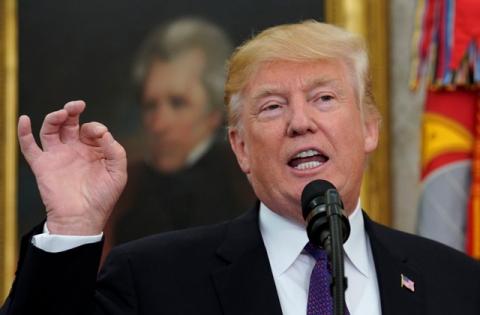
301, 179, 351, 249
301, 179, 336, 220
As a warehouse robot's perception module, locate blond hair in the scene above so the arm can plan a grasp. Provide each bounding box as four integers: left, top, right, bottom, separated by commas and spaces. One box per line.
225, 20, 380, 128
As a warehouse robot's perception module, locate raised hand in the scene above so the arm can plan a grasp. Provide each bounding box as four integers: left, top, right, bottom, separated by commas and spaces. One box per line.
18, 101, 127, 235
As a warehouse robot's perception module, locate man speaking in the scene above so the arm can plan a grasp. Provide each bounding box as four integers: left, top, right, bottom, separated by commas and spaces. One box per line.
2, 20, 480, 315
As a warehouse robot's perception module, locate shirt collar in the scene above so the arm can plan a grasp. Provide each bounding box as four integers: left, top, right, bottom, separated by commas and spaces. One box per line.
145, 135, 214, 171
259, 202, 308, 277
259, 200, 370, 278
343, 201, 371, 277
186, 135, 214, 166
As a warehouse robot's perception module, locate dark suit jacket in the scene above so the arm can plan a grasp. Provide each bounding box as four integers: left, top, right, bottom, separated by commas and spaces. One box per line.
2, 208, 480, 315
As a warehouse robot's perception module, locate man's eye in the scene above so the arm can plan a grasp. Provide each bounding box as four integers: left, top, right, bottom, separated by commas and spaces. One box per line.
263, 104, 281, 111
170, 95, 187, 109
319, 95, 334, 102
312, 93, 337, 111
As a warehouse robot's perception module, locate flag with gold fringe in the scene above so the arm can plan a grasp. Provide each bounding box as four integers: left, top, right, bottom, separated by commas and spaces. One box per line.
412, 0, 480, 257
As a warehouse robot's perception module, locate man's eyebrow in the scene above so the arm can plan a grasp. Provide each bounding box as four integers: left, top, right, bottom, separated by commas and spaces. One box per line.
302, 77, 341, 92
251, 86, 287, 101
250, 77, 344, 100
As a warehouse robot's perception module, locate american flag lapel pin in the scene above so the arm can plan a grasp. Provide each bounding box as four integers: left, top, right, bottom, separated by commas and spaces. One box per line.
400, 274, 415, 292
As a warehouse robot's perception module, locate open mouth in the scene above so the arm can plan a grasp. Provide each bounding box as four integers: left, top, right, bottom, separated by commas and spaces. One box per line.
288, 149, 329, 170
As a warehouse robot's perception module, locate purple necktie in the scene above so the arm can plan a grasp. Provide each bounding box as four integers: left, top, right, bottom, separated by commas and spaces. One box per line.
304, 242, 350, 315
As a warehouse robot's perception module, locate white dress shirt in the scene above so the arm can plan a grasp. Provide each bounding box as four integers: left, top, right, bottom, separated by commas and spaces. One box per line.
259, 202, 381, 315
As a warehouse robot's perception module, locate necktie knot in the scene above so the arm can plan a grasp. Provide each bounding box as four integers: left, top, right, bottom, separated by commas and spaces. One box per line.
304, 242, 328, 262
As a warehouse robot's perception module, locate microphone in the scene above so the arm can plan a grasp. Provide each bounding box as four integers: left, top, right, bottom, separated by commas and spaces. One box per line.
301, 179, 351, 315
301, 179, 350, 255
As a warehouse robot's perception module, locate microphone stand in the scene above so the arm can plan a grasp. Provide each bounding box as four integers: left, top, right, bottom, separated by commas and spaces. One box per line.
324, 189, 348, 315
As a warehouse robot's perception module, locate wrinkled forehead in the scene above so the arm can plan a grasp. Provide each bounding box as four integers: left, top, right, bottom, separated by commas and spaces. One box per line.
242, 59, 354, 99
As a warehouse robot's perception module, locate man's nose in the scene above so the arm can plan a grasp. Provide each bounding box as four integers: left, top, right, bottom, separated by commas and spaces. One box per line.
146, 105, 173, 133
286, 101, 318, 137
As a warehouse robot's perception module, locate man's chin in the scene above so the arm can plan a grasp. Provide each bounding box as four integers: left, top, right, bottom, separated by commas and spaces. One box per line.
151, 156, 186, 173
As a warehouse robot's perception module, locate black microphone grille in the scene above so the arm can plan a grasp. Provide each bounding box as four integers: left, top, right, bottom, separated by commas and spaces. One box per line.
301, 179, 336, 219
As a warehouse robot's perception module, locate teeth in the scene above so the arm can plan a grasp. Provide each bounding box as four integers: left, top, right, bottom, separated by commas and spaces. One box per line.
294, 149, 320, 158
294, 161, 321, 170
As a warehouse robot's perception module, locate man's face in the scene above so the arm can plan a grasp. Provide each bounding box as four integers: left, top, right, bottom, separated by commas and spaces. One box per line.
141, 50, 221, 172
229, 60, 379, 222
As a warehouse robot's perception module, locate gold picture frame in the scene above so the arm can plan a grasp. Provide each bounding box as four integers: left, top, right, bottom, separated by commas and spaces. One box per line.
0, 0, 18, 302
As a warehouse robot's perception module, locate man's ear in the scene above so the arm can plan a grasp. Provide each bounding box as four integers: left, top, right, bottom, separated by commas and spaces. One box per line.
363, 116, 379, 153
228, 127, 251, 174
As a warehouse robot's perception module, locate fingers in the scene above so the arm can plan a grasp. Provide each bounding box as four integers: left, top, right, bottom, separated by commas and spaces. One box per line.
100, 132, 127, 165
60, 100, 86, 143
80, 122, 127, 175
101, 132, 128, 186
39, 100, 86, 150
39, 108, 68, 150
24, 102, 126, 174
79, 122, 108, 146
18, 115, 42, 164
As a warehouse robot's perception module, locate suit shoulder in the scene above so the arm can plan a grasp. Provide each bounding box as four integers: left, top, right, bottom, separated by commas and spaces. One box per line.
367, 219, 480, 269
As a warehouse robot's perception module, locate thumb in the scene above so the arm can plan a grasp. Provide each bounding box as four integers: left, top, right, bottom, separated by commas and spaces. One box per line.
18, 115, 42, 165
99, 131, 127, 180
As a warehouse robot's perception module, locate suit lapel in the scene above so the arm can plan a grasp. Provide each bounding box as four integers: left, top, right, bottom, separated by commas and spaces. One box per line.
211, 206, 283, 315
364, 213, 426, 315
